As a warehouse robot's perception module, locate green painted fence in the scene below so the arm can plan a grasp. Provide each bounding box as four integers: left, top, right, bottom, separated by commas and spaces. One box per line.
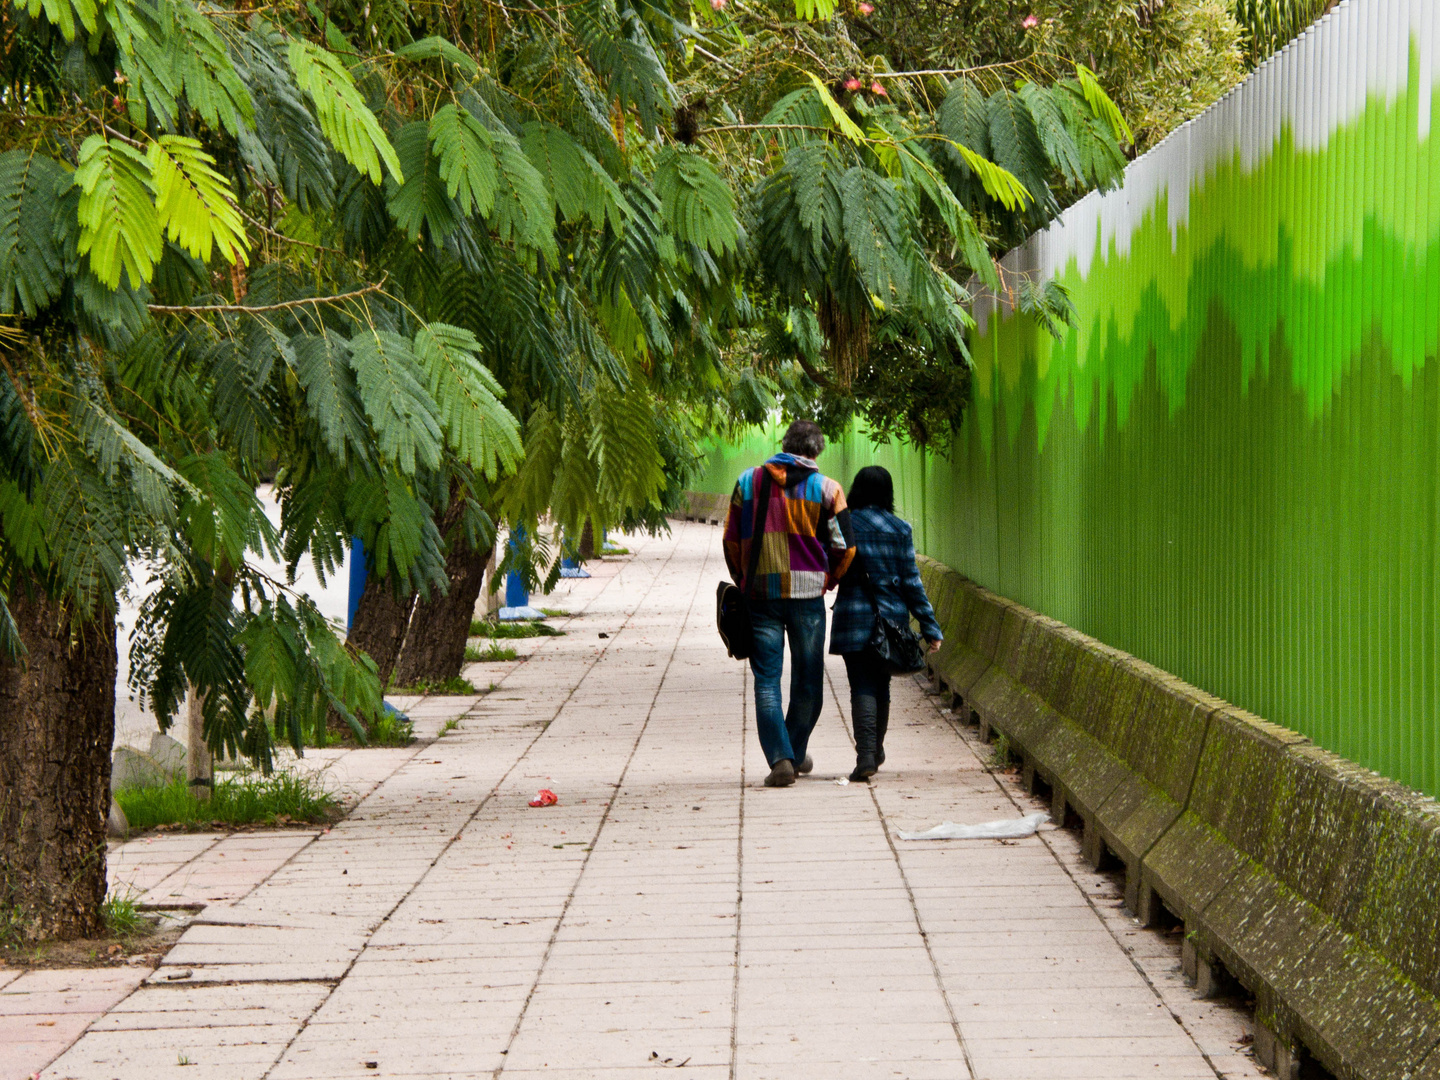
695, 1, 1440, 798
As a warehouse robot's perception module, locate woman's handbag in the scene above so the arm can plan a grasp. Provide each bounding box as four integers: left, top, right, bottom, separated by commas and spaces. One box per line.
716, 471, 772, 660
856, 561, 927, 674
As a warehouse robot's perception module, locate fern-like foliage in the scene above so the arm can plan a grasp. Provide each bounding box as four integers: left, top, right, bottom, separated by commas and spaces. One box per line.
521, 122, 627, 233
0, 150, 66, 316
1075, 64, 1134, 146
429, 104, 499, 217
176, 451, 279, 571
986, 88, 1056, 220
575, 0, 675, 134
289, 39, 403, 185
74, 136, 162, 289
588, 375, 666, 513
484, 122, 557, 263
793, 0, 837, 20
292, 331, 372, 467
348, 329, 445, 474
1017, 82, 1086, 189
23, 0, 98, 41
387, 121, 462, 243
413, 322, 522, 480
654, 149, 739, 259
759, 88, 833, 151
840, 167, 907, 306
104, 0, 253, 137
1053, 80, 1127, 190
233, 22, 335, 211
148, 136, 248, 265
38, 453, 130, 621
344, 469, 447, 590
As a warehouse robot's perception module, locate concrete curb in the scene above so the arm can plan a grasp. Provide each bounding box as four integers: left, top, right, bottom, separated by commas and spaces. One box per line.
677, 491, 729, 525
916, 555, 1440, 1080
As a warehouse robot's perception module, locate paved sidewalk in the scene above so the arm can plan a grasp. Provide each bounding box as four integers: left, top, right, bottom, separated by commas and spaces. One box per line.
16, 523, 1261, 1079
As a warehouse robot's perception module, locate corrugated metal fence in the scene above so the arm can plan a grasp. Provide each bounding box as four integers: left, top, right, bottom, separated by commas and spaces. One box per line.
696, 0, 1440, 798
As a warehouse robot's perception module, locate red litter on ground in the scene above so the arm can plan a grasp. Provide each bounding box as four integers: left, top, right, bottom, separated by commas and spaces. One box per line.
529, 789, 558, 807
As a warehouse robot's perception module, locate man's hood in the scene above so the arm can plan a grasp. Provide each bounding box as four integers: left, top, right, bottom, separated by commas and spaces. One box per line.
764, 452, 818, 487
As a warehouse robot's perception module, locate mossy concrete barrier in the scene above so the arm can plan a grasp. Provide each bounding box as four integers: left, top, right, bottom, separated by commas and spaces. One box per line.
916, 555, 1440, 1080
677, 490, 729, 525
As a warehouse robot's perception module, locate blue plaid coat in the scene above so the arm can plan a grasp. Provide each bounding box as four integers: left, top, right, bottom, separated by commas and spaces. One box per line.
828, 507, 944, 655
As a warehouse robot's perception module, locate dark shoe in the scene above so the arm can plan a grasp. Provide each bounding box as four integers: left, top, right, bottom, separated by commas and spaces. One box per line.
851, 696, 879, 783
764, 759, 797, 787
797, 755, 814, 775
849, 755, 878, 782
875, 709, 889, 768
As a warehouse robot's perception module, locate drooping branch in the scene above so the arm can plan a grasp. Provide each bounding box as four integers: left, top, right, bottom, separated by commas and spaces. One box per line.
147, 279, 386, 315
241, 211, 342, 255
794, 351, 839, 391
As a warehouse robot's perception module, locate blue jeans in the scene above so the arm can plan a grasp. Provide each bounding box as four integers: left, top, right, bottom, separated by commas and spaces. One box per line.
748, 597, 826, 768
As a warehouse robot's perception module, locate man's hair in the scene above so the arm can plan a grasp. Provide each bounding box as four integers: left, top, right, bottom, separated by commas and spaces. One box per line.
781, 419, 825, 458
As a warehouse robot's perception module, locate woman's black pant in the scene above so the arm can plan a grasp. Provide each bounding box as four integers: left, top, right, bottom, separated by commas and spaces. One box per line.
842, 651, 891, 763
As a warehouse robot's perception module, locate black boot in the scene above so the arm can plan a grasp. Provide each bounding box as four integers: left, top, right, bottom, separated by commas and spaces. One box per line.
850, 696, 878, 782
875, 701, 889, 768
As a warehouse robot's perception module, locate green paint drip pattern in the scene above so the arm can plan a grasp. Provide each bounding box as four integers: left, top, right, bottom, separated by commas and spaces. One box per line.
698, 49, 1440, 797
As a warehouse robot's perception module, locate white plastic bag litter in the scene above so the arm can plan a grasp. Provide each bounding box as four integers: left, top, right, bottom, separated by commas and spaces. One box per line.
897, 811, 1048, 841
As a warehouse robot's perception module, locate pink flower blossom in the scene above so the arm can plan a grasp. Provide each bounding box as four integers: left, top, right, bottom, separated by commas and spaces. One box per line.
1022, 13, 1039, 28
844, 77, 864, 91
857, 2, 874, 13
870, 81, 887, 96
711, 0, 726, 9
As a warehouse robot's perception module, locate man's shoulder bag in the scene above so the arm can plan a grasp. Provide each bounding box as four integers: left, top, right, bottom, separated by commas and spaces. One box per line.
717, 470, 771, 660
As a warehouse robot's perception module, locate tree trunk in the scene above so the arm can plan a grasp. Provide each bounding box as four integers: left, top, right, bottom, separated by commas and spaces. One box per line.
187, 684, 211, 803
0, 590, 117, 942
346, 580, 415, 694
483, 546, 499, 618
392, 540, 494, 685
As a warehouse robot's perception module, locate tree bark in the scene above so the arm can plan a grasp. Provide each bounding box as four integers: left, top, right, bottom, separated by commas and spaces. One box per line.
0, 590, 117, 942
186, 684, 211, 803
345, 581, 416, 694
392, 539, 494, 685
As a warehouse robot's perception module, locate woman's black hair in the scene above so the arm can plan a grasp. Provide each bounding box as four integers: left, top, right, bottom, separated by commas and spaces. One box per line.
848, 465, 894, 512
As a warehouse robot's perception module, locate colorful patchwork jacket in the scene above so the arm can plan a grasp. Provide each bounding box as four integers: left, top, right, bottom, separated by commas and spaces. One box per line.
723, 453, 856, 600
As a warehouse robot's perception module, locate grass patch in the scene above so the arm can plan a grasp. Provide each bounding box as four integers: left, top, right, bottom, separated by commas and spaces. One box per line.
438, 718, 461, 737
366, 708, 414, 745
539, 607, 572, 619
389, 675, 477, 695
301, 707, 413, 748
469, 619, 565, 639
0, 902, 23, 950
602, 545, 630, 555
102, 891, 145, 937
115, 770, 338, 831
989, 732, 1016, 771
466, 642, 519, 663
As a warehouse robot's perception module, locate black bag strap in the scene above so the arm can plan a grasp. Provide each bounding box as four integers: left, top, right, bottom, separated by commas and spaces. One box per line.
852, 551, 882, 612
744, 467, 772, 597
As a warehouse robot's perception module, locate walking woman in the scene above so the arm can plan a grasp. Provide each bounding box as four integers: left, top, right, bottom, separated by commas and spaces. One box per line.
829, 466, 944, 782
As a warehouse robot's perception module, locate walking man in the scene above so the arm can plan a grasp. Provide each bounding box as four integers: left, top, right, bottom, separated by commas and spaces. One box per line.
723, 420, 855, 787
